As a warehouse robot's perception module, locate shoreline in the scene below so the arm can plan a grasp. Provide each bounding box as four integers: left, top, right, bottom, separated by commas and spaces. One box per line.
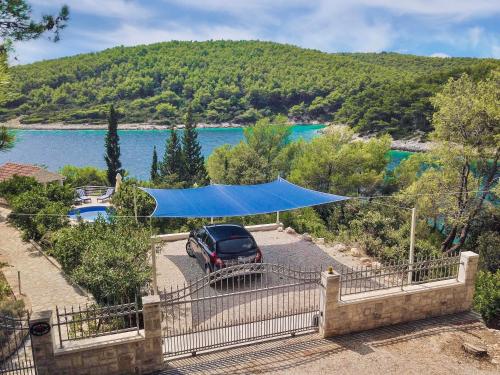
1, 121, 250, 131
2, 120, 432, 152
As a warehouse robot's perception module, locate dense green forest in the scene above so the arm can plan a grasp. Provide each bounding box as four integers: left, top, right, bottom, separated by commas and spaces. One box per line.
3, 41, 499, 137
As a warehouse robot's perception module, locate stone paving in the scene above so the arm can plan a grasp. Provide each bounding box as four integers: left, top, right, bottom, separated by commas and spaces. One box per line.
0, 207, 90, 312
159, 311, 500, 375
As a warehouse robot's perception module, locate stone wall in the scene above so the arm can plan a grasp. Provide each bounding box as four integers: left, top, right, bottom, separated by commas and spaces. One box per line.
320, 251, 479, 337
30, 295, 163, 375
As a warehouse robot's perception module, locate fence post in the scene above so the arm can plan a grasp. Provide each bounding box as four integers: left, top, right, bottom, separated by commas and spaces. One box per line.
319, 270, 340, 338
29, 310, 55, 375
457, 251, 479, 310
141, 295, 164, 372
407, 206, 416, 285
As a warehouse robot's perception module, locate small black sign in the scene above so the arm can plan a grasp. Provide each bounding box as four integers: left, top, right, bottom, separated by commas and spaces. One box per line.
30, 322, 51, 337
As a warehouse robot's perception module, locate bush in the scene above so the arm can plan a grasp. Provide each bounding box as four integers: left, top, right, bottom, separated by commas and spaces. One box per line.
474, 270, 500, 329
0, 299, 25, 318
476, 231, 500, 273
9, 189, 50, 240
0, 176, 40, 201
8, 183, 72, 240
51, 218, 151, 302
59, 165, 108, 187
282, 207, 328, 238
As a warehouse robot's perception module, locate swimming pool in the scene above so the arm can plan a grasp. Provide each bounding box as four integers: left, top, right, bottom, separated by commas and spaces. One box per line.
68, 205, 114, 222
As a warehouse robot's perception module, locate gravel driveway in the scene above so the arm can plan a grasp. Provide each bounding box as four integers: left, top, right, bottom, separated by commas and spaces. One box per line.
156, 229, 358, 291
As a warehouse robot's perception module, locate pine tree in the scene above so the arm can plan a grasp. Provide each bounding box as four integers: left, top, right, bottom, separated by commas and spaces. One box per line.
160, 127, 183, 182
150, 145, 159, 182
182, 105, 208, 186
104, 105, 122, 186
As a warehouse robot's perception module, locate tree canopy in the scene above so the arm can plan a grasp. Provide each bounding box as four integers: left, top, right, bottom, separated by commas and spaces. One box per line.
3, 41, 498, 137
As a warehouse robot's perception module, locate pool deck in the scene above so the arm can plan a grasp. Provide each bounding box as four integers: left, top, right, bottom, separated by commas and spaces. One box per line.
73, 196, 112, 207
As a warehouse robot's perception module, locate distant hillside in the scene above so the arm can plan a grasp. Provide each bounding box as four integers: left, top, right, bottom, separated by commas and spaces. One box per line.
2, 40, 498, 137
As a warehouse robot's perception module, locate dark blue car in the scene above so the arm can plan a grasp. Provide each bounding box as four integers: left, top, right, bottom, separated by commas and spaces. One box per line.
186, 224, 263, 275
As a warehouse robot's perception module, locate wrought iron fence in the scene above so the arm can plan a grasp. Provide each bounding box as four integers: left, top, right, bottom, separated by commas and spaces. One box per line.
54, 298, 141, 348
339, 254, 461, 298
0, 313, 36, 374
160, 262, 321, 357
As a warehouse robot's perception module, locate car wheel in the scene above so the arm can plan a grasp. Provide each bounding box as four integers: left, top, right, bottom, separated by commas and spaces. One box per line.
186, 242, 195, 257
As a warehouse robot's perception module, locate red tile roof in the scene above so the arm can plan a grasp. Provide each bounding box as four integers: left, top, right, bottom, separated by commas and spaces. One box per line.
0, 162, 64, 183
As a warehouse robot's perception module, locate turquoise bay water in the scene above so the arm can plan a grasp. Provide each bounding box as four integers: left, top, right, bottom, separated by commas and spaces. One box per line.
0, 124, 412, 180
0, 125, 326, 180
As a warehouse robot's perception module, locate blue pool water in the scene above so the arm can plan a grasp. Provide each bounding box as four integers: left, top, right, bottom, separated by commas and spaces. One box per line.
68, 205, 113, 222
0, 125, 325, 180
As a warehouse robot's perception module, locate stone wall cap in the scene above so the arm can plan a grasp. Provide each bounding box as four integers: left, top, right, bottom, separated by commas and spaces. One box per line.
54, 330, 145, 356
30, 310, 53, 322
460, 251, 479, 259
142, 295, 161, 304
339, 278, 461, 305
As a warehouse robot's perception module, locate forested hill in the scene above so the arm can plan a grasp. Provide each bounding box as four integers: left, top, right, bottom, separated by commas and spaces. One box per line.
3, 40, 498, 136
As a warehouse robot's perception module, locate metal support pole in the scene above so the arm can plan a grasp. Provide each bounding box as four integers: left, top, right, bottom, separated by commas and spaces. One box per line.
17, 271, 21, 295
133, 186, 138, 224
210, 217, 214, 224
150, 218, 158, 295
276, 211, 280, 224
407, 206, 417, 285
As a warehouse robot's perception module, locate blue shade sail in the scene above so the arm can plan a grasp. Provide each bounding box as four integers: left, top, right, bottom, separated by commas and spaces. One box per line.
141, 178, 349, 218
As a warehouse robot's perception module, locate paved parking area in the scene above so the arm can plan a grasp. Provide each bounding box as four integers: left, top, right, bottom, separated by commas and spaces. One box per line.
158, 311, 500, 375
156, 229, 360, 291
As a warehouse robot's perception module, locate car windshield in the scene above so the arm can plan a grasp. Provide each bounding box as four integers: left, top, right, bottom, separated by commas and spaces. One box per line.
217, 237, 255, 254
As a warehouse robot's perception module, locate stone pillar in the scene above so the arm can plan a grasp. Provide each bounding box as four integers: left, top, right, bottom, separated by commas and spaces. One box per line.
29, 310, 55, 375
319, 270, 340, 338
457, 251, 479, 310
140, 295, 163, 373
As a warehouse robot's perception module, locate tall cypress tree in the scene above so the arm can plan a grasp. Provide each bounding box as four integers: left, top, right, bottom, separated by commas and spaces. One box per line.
104, 105, 122, 186
150, 145, 159, 182
160, 127, 183, 181
182, 105, 208, 186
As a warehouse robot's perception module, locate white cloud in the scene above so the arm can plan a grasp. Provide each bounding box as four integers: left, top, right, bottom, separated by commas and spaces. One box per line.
12, 0, 500, 63
166, 0, 500, 20
491, 44, 500, 58
30, 0, 152, 20
78, 24, 259, 51
430, 52, 450, 58
467, 27, 483, 47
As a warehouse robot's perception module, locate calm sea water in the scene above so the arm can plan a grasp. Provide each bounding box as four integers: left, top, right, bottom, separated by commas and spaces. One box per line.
0, 125, 328, 180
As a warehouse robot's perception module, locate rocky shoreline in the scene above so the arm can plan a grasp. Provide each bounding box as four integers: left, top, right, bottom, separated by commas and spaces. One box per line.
2, 119, 432, 152
1, 121, 248, 130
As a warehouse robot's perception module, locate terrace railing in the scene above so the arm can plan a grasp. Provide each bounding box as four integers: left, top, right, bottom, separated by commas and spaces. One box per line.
54, 298, 141, 348
339, 253, 462, 298
76, 186, 113, 197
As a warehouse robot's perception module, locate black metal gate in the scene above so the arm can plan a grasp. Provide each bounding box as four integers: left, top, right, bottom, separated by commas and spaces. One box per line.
0, 313, 36, 375
160, 263, 321, 358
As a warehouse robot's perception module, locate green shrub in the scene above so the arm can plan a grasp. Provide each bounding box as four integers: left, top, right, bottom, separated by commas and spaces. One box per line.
8, 183, 72, 240
0, 299, 25, 318
282, 207, 328, 238
476, 231, 500, 273
59, 165, 108, 187
9, 189, 50, 240
51, 218, 151, 302
474, 270, 500, 329
0, 175, 40, 201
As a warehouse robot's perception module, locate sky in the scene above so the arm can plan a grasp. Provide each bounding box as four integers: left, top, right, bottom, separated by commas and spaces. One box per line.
11, 0, 500, 64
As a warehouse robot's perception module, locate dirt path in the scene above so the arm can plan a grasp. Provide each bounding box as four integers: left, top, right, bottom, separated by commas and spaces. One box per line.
0, 207, 90, 312
160, 311, 500, 375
